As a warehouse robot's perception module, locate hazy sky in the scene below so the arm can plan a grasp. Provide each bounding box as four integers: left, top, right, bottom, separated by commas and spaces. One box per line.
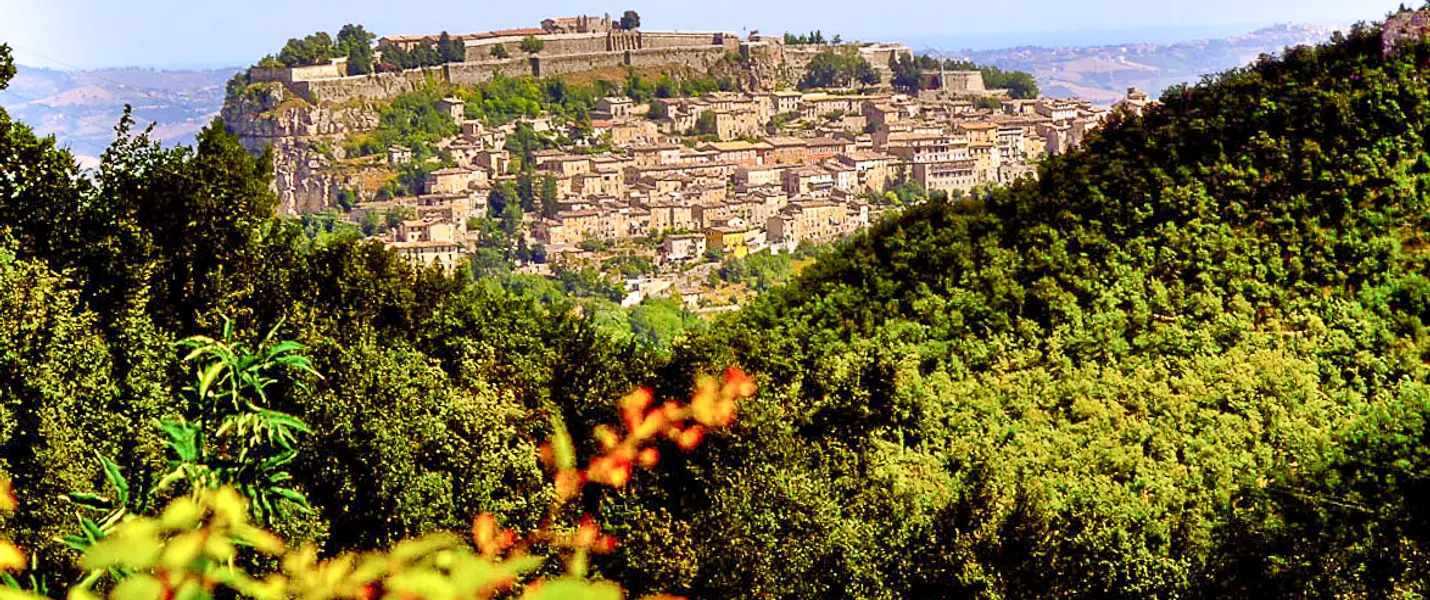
0, 0, 1410, 69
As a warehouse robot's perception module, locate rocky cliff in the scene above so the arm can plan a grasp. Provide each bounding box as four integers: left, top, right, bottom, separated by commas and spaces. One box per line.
222, 82, 381, 214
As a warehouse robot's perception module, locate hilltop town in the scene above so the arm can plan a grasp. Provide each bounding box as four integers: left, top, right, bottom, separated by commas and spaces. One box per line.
221, 12, 1143, 308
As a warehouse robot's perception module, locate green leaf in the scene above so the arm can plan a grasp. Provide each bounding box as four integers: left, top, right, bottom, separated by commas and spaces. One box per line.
270, 487, 309, 507
550, 414, 576, 471
64, 493, 112, 511
197, 361, 227, 400
78, 517, 103, 542
264, 340, 305, 359
99, 455, 129, 506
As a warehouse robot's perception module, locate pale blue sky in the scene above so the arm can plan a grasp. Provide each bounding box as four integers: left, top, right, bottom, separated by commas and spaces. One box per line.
0, 0, 1413, 69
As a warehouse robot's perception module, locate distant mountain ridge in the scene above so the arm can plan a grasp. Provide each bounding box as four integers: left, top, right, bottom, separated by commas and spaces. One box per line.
928, 23, 1344, 102
0, 64, 238, 162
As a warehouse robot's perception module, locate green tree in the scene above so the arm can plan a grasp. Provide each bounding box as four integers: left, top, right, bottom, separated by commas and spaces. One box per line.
277, 32, 336, 67
539, 174, 560, 218
619, 10, 642, 30
891, 53, 922, 90
799, 49, 879, 89
345, 44, 373, 76
694, 110, 717, 135
439, 31, 466, 63
519, 36, 546, 55
336, 23, 375, 75
491, 44, 510, 59
0, 44, 14, 89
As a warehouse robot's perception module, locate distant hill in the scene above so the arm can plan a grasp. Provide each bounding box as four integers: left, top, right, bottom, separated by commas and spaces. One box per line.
932, 23, 1345, 102
0, 64, 237, 162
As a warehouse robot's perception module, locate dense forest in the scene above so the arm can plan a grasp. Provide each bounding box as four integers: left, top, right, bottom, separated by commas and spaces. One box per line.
6, 10, 1430, 599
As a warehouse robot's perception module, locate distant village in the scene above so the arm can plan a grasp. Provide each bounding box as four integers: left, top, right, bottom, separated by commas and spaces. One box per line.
235, 13, 1157, 308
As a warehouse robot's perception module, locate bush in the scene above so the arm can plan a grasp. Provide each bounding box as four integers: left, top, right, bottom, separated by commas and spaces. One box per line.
519, 36, 546, 55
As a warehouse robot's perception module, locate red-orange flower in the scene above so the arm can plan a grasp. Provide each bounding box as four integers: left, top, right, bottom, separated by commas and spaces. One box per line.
637, 447, 660, 468
472, 514, 515, 558
555, 469, 586, 500
588, 456, 632, 488
724, 366, 756, 399
620, 388, 654, 431
677, 426, 705, 451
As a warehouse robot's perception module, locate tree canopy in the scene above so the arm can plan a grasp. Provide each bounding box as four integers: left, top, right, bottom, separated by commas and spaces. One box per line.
798, 49, 880, 90
519, 36, 546, 55
619, 10, 642, 31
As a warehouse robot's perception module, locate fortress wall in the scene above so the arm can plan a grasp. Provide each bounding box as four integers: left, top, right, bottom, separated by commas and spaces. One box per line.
609, 31, 640, 51
462, 32, 605, 61
535, 52, 627, 77
297, 67, 444, 104
463, 38, 518, 62
290, 62, 347, 81
779, 45, 828, 76
639, 31, 725, 49
447, 59, 534, 85
249, 62, 345, 85
626, 46, 729, 70
249, 67, 294, 85
780, 43, 906, 83
533, 33, 609, 56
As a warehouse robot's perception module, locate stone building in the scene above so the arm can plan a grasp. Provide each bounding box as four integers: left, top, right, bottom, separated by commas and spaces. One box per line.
541, 15, 613, 34
783, 166, 836, 197
424, 167, 486, 195
835, 151, 898, 192
388, 241, 463, 274
913, 159, 978, 194
1112, 87, 1155, 117
705, 226, 751, 258
767, 200, 847, 246
663, 233, 707, 262
595, 96, 636, 119
437, 97, 466, 122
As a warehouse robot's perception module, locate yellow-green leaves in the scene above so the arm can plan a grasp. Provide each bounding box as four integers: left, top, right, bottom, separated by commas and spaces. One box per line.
108, 575, 163, 600
522, 578, 623, 600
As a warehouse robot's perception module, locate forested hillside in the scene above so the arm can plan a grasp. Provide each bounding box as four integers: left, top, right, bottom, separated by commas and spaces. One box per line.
5, 13, 1430, 600
595, 21, 1430, 599
0, 41, 661, 585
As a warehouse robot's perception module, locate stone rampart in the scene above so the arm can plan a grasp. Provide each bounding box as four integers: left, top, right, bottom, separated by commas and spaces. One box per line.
608, 31, 640, 51
249, 62, 346, 84
534, 52, 627, 77
638, 31, 725, 49
248, 67, 294, 85
446, 58, 534, 86
626, 46, 729, 70
532, 33, 609, 56
463, 38, 523, 62
295, 67, 444, 104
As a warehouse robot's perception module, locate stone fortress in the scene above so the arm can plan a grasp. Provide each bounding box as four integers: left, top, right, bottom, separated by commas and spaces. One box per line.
246, 13, 912, 105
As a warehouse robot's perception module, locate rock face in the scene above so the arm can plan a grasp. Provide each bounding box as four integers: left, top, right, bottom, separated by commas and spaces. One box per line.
1384, 9, 1430, 57
221, 82, 381, 214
